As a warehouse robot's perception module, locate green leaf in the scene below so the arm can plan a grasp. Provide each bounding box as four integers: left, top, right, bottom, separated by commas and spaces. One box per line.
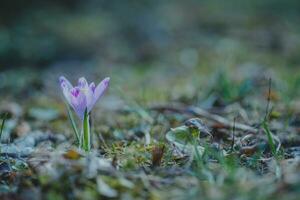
166, 126, 204, 155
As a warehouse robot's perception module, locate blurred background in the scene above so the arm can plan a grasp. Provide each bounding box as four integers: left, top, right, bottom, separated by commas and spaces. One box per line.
0, 0, 299, 104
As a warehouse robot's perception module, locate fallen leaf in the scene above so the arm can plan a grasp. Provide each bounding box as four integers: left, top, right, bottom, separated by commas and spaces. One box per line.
63, 149, 82, 160
152, 144, 165, 167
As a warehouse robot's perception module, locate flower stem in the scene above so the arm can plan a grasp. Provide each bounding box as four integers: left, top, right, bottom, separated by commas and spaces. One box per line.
82, 109, 91, 152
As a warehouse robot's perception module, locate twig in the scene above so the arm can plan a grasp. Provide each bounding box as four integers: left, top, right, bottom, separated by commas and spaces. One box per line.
189, 106, 258, 133
264, 78, 272, 121
97, 132, 109, 150
150, 104, 258, 133
231, 117, 236, 151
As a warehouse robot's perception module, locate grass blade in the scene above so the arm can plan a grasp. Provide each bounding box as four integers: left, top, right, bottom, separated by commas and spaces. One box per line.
262, 120, 277, 157
0, 113, 8, 141
66, 104, 80, 145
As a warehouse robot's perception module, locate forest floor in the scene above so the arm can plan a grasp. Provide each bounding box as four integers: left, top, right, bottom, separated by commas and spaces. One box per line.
1, 1, 300, 199
0, 64, 299, 200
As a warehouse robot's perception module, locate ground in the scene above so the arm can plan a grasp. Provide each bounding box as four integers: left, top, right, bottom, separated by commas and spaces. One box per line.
0, 1, 300, 200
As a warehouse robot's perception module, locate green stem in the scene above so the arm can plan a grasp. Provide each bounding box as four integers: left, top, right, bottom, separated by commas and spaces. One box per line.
82, 109, 91, 152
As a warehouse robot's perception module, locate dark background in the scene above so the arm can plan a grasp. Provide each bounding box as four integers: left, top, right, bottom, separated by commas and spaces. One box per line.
1, 0, 300, 68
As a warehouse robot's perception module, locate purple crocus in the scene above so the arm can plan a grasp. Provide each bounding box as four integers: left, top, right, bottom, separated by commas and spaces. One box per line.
59, 76, 110, 120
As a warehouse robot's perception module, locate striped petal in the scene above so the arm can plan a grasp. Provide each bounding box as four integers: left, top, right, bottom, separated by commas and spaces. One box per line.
77, 77, 94, 112
59, 76, 110, 120
92, 77, 110, 107
70, 87, 87, 120
59, 76, 73, 104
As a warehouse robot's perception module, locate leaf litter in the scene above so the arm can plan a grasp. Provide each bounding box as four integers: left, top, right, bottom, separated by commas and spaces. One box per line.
1, 28, 300, 200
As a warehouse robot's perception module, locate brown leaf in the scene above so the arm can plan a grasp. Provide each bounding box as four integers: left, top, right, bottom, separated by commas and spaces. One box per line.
63, 149, 82, 160
240, 144, 258, 156
152, 144, 165, 167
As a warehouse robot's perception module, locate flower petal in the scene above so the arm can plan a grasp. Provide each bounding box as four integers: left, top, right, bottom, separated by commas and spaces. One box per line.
92, 77, 110, 107
70, 87, 87, 120
59, 76, 73, 104
89, 82, 96, 92
78, 77, 88, 89
77, 77, 95, 112
59, 76, 110, 118
59, 76, 73, 89
86, 87, 94, 113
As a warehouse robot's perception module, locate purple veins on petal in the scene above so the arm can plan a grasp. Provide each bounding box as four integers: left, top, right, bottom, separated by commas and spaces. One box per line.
70, 88, 87, 120
89, 82, 96, 92
70, 87, 80, 97
59, 77, 73, 92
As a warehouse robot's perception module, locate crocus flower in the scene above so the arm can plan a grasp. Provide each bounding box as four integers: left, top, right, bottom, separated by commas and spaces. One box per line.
59, 76, 110, 120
